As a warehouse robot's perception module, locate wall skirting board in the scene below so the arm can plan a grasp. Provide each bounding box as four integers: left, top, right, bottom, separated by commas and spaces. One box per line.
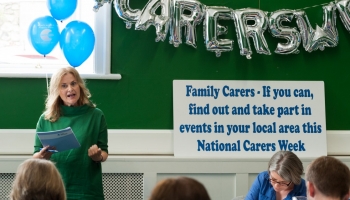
0, 129, 350, 199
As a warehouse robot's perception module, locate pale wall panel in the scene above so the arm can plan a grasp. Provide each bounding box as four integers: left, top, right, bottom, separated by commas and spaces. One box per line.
0, 130, 349, 155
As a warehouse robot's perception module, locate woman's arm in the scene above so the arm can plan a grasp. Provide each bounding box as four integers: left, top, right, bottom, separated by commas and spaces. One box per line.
101, 150, 108, 162
88, 144, 108, 162
33, 146, 53, 159
245, 172, 265, 200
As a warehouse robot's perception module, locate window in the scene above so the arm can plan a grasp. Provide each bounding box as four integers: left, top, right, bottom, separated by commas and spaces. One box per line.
0, 0, 120, 79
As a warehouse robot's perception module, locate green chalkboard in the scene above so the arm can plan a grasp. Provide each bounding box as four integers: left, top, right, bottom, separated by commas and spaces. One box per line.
1, 0, 349, 130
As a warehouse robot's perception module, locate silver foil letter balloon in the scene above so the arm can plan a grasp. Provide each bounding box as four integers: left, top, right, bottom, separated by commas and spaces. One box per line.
203, 6, 234, 57
232, 8, 271, 59
93, 0, 112, 12
268, 10, 301, 54
170, 0, 205, 48
294, 2, 338, 52
336, 0, 350, 32
135, 0, 171, 42
114, 0, 142, 29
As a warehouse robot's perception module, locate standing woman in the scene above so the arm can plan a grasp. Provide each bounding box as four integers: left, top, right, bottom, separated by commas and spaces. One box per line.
33, 67, 108, 200
245, 151, 306, 200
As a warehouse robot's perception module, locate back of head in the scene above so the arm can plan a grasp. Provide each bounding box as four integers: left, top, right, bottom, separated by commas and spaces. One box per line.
306, 156, 350, 199
148, 177, 211, 200
268, 151, 304, 185
9, 158, 66, 200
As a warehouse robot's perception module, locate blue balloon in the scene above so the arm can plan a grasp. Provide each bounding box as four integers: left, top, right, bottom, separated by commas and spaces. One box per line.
28, 16, 60, 56
60, 21, 95, 67
47, 0, 77, 21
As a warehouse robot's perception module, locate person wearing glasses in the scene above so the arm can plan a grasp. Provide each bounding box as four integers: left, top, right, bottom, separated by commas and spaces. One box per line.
245, 151, 306, 200
32, 67, 109, 200
305, 156, 350, 200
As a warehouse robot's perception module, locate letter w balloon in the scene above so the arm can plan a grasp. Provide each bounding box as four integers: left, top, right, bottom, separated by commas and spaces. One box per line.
60, 21, 95, 67
28, 16, 60, 56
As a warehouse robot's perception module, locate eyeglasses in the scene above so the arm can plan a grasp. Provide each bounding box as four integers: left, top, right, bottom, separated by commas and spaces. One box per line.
269, 178, 292, 187
61, 81, 78, 89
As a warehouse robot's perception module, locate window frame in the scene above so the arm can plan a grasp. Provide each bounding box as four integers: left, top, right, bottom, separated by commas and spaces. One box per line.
0, 2, 121, 80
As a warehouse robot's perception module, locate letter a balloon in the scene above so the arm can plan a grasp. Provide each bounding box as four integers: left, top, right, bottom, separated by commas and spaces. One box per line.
60, 21, 95, 67
28, 16, 60, 56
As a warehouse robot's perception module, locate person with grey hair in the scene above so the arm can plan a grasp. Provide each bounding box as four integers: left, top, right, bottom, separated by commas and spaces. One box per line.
245, 151, 306, 200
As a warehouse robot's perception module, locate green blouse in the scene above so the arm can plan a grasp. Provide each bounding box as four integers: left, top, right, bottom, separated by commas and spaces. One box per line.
34, 104, 108, 200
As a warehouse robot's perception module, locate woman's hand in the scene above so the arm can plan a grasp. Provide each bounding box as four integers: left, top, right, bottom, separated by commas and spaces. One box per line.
33, 146, 54, 159
88, 144, 103, 162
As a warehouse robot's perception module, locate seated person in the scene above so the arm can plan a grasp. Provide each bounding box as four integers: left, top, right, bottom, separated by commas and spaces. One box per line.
9, 158, 66, 200
246, 151, 306, 200
148, 176, 211, 200
305, 156, 350, 200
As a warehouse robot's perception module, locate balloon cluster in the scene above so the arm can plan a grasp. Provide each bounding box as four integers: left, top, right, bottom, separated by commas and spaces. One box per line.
94, 0, 342, 59
28, 0, 95, 67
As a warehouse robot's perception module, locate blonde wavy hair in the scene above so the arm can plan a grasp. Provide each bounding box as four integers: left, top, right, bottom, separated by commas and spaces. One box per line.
44, 67, 95, 122
9, 159, 66, 200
